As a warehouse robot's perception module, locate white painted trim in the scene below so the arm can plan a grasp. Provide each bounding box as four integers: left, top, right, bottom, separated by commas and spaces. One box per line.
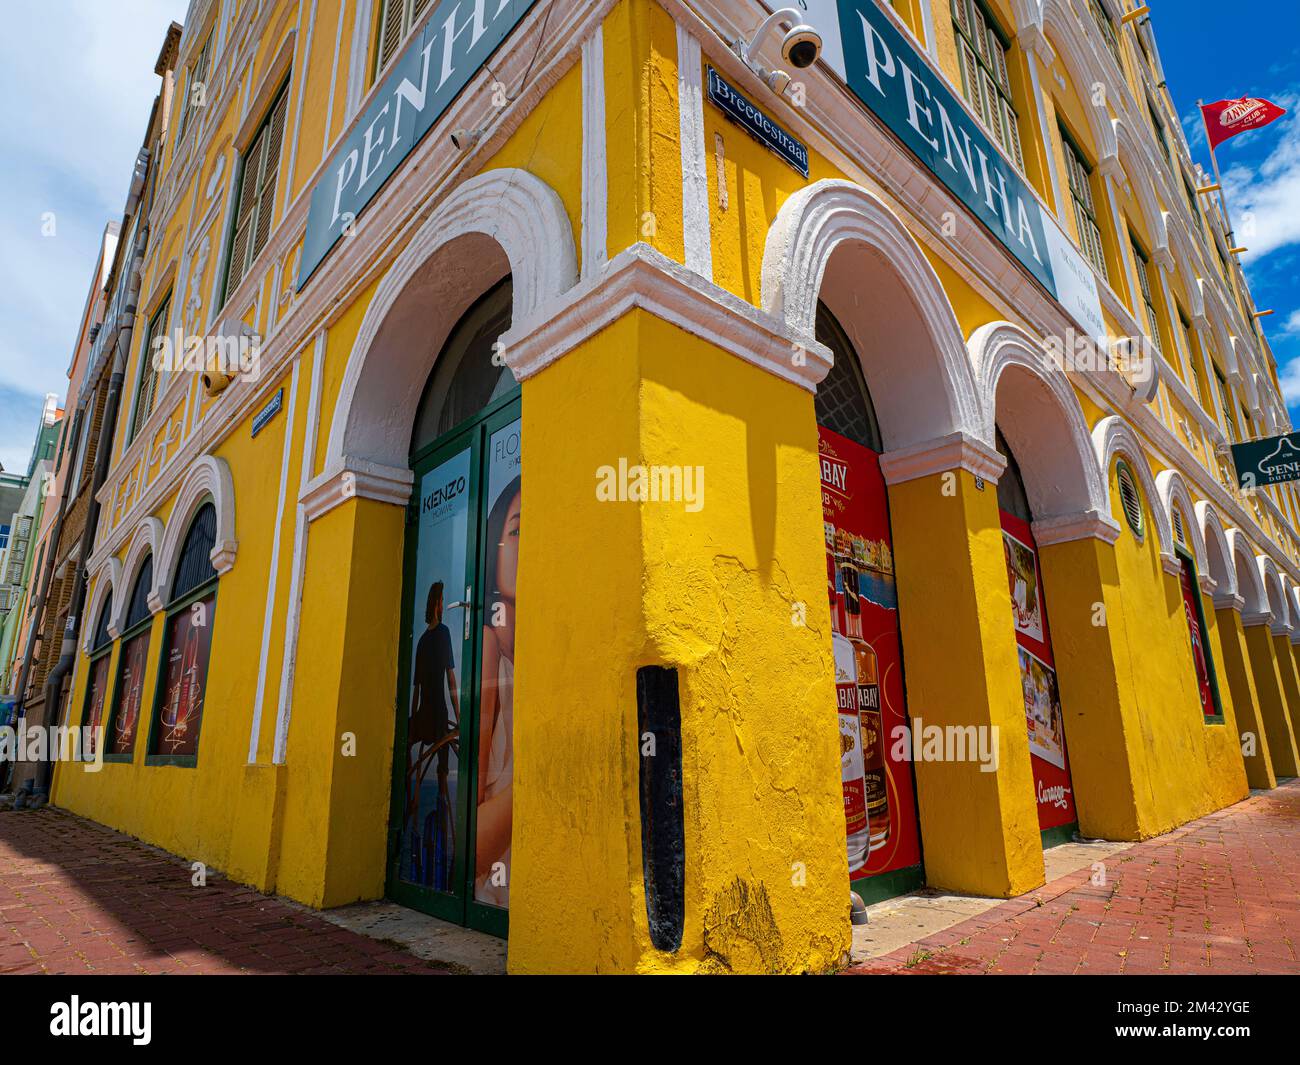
1155, 468, 1210, 579
1092, 415, 1176, 566
281, 1, 317, 228
82, 560, 122, 654
344, 0, 376, 125
274, 331, 325, 764
502, 241, 832, 389
878, 432, 1006, 487
1257, 553, 1291, 635
581, 26, 608, 282
1227, 527, 1268, 621
248, 358, 301, 763
1032, 511, 1122, 547
326, 168, 578, 475
676, 23, 713, 282
155, 455, 238, 606
321, 0, 348, 157
301, 457, 414, 519
114, 518, 165, 631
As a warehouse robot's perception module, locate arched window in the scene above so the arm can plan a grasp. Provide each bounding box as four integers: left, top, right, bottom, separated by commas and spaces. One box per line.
108, 555, 155, 759
81, 596, 115, 760
148, 504, 220, 764
814, 302, 882, 453
410, 277, 515, 456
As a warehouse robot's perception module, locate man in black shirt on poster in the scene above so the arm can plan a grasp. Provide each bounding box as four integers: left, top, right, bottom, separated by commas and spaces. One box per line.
406, 581, 460, 849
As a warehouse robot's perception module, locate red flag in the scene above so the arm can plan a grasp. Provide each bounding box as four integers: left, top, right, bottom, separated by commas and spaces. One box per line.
1200, 97, 1287, 151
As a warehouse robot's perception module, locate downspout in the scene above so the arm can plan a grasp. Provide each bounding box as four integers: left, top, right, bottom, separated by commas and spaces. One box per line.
1, 405, 85, 798
29, 233, 144, 807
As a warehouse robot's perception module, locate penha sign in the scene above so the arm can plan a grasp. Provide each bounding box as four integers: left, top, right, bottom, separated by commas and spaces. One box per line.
1231, 432, 1300, 490
296, 0, 537, 290
798, 0, 1106, 347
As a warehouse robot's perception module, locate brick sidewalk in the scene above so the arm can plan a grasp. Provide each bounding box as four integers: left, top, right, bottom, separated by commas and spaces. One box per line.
848, 780, 1300, 975
0, 808, 447, 974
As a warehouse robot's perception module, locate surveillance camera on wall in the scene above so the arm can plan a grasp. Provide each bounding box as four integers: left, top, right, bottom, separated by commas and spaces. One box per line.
450, 128, 483, 152
780, 25, 822, 69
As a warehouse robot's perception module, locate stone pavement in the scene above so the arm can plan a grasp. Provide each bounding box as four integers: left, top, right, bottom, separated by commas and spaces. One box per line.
847, 780, 1300, 975
0, 808, 449, 974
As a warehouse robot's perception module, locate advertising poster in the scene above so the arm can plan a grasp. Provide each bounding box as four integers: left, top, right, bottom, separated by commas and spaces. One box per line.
403, 447, 472, 893
999, 510, 1076, 831
1178, 559, 1218, 719
155, 594, 216, 758
82, 656, 110, 760
819, 426, 921, 881
110, 632, 149, 755
474, 419, 521, 909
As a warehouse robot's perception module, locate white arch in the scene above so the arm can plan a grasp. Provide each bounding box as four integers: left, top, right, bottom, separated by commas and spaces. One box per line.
1195, 500, 1237, 602
114, 516, 164, 632
1155, 469, 1209, 584
1092, 416, 1175, 565
325, 168, 578, 478
761, 179, 982, 450
82, 558, 122, 654
1227, 528, 1268, 621
970, 321, 1111, 530
156, 455, 236, 608
1257, 555, 1291, 635
1112, 117, 1171, 263
1040, 0, 1120, 164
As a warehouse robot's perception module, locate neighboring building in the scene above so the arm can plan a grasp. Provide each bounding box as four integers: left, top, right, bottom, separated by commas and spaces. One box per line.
0, 398, 62, 697
38, 0, 1300, 973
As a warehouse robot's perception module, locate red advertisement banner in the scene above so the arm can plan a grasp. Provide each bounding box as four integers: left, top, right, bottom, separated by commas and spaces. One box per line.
1178, 559, 1217, 720
999, 509, 1077, 832
819, 427, 921, 880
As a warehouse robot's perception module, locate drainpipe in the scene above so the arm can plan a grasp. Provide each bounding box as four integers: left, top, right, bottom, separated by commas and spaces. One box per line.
1, 406, 84, 799
28, 238, 143, 808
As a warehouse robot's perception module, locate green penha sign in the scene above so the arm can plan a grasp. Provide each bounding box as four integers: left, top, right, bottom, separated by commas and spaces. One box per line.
1230, 432, 1300, 489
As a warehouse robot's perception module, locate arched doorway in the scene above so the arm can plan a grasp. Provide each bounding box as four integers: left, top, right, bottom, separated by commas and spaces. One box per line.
814, 302, 925, 902
389, 277, 521, 937
994, 430, 1079, 848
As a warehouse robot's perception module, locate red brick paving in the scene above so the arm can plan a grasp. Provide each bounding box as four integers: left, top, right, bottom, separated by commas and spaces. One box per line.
848, 779, 1300, 975
0, 807, 447, 974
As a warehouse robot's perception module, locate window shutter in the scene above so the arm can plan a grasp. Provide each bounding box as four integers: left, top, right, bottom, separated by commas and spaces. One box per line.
378, 0, 407, 73
952, 0, 973, 38
253, 90, 289, 261
1173, 507, 1186, 546
1116, 461, 1144, 537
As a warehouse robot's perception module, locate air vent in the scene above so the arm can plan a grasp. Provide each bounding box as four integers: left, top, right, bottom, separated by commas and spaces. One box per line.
1172, 506, 1185, 545
1116, 460, 1144, 537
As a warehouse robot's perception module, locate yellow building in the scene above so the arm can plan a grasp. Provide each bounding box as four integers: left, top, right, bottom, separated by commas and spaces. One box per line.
47, 0, 1300, 973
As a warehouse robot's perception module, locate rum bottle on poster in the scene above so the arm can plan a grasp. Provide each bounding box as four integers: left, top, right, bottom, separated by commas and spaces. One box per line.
831, 578, 870, 872
844, 550, 890, 852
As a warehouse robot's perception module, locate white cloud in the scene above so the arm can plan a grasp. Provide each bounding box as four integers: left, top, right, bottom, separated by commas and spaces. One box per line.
0, 0, 188, 470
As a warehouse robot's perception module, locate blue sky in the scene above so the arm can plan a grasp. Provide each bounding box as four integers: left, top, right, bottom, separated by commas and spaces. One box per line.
0, 0, 188, 474
1158, 0, 1300, 423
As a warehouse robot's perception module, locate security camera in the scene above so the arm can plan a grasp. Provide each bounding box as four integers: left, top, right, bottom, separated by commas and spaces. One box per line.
781, 25, 822, 69
450, 127, 483, 151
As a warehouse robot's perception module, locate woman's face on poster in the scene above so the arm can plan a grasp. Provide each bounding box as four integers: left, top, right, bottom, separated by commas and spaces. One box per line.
496, 492, 522, 600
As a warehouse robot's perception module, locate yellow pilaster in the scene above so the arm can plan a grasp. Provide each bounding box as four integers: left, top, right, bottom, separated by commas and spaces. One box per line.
1276, 634, 1300, 745
1214, 608, 1276, 788
1036, 534, 1143, 839
1243, 623, 1300, 777
885, 466, 1042, 898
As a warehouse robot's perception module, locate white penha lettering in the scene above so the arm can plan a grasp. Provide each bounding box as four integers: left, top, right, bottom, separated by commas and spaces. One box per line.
439, 0, 489, 92
976, 145, 1013, 229
857, 11, 896, 95
390, 39, 437, 148
898, 61, 938, 151
330, 148, 359, 227
1016, 197, 1043, 263
358, 103, 391, 190
937, 102, 978, 195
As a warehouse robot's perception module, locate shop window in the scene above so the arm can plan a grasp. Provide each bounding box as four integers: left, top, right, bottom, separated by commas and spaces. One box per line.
952, 0, 1024, 169
223, 83, 290, 302
1129, 236, 1162, 356
375, 0, 432, 78
1060, 127, 1109, 281
107, 556, 154, 758
1088, 0, 1122, 68
81, 597, 115, 761
176, 33, 211, 144
813, 303, 882, 453
129, 293, 172, 444
147, 505, 219, 764
994, 429, 1032, 523
1115, 459, 1144, 538
410, 277, 515, 453
1176, 548, 1225, 723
